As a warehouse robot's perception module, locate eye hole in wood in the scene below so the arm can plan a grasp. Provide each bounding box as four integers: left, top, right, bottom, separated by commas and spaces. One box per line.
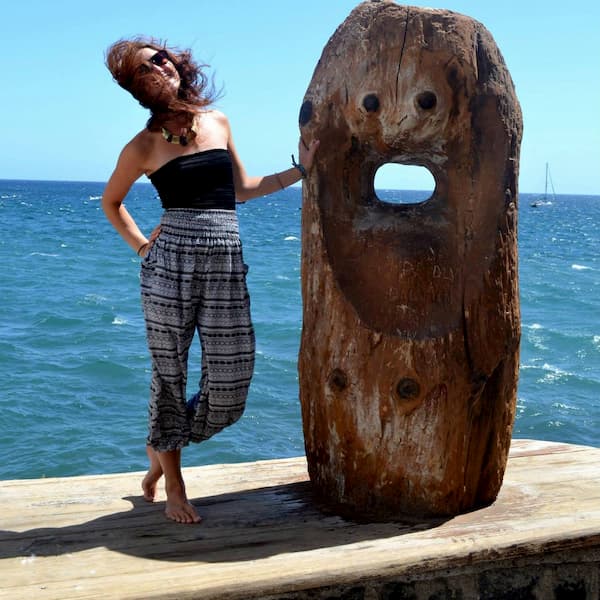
362, 94, 380, 113
396, 378, 421, 400
299, 100, 313, 126
416, 91, 437, 110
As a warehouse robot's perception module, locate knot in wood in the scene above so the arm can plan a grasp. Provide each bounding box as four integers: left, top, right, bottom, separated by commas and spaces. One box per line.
396, 378, 420, 400
328, 368, 348, 392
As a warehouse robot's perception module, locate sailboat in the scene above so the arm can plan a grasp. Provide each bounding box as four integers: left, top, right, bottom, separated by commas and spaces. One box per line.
530, 163, 556, 207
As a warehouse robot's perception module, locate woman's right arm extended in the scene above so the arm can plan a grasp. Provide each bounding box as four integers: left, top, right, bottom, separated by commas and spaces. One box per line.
102, 142, 152, 256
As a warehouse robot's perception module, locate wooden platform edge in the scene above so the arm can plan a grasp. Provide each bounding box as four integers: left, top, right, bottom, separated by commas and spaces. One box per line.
1, 438, 600, 600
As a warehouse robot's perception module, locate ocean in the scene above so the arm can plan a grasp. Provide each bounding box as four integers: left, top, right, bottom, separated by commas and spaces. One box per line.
0, 180, 598, 481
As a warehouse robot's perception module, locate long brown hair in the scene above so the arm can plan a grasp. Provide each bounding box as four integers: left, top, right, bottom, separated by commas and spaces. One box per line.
105, 37, 218, 130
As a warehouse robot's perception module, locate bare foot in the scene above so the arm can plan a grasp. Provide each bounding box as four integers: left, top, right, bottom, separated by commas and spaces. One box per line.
153, 448, 202, 524
142, 445, 163, 502
164, 478, 202, 524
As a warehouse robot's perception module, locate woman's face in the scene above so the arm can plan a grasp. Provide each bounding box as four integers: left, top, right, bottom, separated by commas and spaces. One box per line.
133, 47, 181, 103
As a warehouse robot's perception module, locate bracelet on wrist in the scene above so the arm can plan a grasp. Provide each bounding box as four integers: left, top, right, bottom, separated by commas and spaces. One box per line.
291, 154, 307, 179
137, 242, 149, 256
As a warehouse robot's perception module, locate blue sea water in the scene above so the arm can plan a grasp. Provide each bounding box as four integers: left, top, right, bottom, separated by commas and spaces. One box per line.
0, 180, 598, 480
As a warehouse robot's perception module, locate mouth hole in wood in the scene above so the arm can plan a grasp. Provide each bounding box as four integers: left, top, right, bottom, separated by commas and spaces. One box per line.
374, 163, 435, 205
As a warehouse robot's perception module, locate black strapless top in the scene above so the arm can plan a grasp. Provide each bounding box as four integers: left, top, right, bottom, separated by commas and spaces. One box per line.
148, 148, 236, 210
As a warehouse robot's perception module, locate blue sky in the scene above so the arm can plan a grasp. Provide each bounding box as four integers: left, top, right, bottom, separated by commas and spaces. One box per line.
1, 0, 598, 194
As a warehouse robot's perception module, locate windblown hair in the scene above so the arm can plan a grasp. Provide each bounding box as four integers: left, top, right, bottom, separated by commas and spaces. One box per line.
105, 36, 218, 130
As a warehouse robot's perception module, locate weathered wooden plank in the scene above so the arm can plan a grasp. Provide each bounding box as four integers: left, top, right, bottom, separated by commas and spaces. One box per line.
1, 440, 600, 599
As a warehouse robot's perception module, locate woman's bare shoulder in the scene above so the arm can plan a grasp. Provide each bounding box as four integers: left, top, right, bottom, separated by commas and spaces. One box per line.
202, 109, 230, 127
113, 129, 156, 177
125, 128, 154, 152
121, 129, 155, 162
196, 110, 231, 147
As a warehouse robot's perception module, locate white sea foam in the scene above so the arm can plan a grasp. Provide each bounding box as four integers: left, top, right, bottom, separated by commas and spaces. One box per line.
542, 362, 559, 371
526, 324, 548, 350
284, 235, 299, 241
572, 264, 591, 271
112, 317, 128, 326
553, 402, 576, 410
83, 294, 107, 305
539, 363, 572, 384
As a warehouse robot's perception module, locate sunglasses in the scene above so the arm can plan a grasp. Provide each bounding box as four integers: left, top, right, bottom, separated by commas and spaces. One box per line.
149, 49, 170, 67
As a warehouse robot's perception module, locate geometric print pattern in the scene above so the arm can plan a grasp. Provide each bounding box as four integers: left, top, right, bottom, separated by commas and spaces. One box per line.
140, 209, 255, 452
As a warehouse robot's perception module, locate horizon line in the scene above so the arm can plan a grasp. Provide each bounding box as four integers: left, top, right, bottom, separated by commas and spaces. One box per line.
0, 177, 599, 197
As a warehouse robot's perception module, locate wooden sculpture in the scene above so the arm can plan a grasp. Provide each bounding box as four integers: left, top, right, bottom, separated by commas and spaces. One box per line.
298, 0, 522, 519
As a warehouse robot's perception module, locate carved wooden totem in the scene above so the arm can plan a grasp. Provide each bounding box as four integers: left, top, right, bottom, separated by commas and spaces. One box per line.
298, 0, 522, 519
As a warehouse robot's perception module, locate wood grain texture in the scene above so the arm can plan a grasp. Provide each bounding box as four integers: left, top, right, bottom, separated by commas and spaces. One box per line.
298, 0, 523, 518
1, 440, 600, 599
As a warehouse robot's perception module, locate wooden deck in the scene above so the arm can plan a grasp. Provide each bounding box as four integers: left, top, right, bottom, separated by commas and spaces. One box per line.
1, 439, 600, 599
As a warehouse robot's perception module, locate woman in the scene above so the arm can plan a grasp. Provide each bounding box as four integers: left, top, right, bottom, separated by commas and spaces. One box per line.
102, 37, 319, 524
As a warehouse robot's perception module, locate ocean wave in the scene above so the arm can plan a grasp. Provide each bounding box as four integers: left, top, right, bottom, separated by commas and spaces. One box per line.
32, 312, 86, 328
284, 235, 299, 241
539, 363, 571, 383
521, 361, 599, 387
572, 264, 592, 271
524, 325, 548, 350
80, 294, 108, 305
112, 317, 128, 325
523, 319, 598, 354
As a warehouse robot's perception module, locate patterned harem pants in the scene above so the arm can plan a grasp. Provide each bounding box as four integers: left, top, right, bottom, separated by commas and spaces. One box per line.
140, 209, 255, 452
